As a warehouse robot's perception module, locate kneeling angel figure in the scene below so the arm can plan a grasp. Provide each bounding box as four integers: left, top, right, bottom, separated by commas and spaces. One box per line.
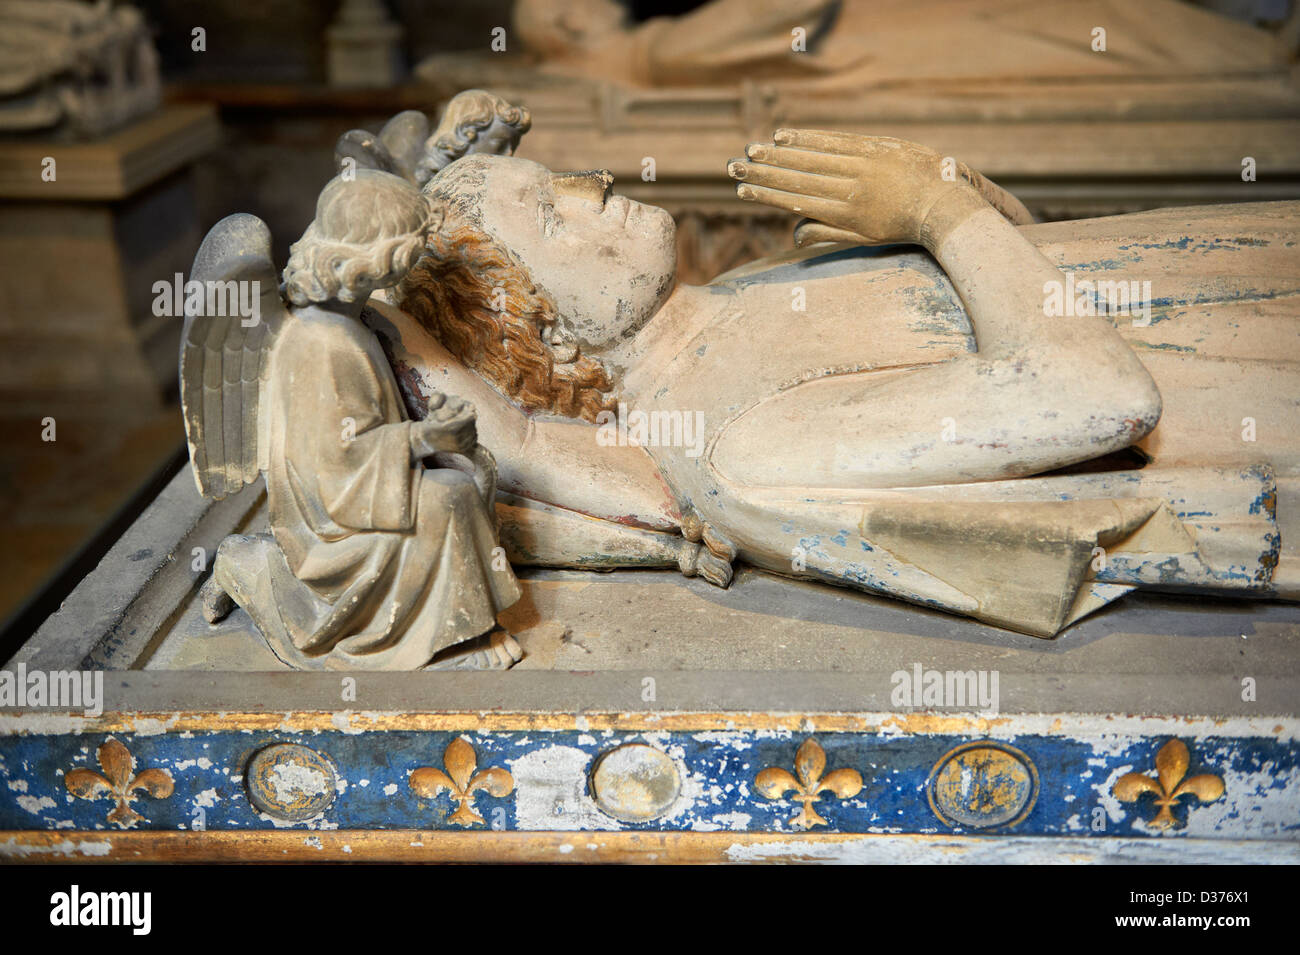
180, 169, 523, 670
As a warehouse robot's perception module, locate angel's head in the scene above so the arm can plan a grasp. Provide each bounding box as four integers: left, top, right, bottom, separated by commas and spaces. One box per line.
395, 154, 676, 422
415, 90, 532, 186
284, 170, 442, 308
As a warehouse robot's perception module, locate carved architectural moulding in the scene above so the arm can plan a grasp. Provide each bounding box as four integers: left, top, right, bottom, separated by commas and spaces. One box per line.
0, 714, 1291, 851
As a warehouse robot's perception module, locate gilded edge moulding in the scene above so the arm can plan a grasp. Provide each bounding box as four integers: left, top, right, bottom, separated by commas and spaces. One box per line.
9, 721, 1279, 839
47, 734, 1233, 833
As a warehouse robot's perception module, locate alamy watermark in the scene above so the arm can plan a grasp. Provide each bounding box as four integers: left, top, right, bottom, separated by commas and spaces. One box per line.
1043, 271, 1153, 327
152, 273, 261, 326
0, 663, 103, 716
890, 663, 999, 714
595, 403, 706, 458
50, 885, 150, 935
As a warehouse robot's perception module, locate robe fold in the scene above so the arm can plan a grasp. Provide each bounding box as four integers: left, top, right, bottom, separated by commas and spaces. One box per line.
214, 307, 521, 670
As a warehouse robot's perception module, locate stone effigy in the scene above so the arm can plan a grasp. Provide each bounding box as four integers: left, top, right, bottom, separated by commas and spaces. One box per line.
179, 88, 1300, 645
504, 0, 1296, 92
0, 0, 160, 138
179, 169, 522, 670
367, 114, 1300, 639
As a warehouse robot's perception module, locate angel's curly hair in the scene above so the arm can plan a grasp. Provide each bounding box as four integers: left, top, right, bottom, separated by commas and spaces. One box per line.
415, 90, 531, 185
396, 223, 615, 423
284, 169, 438, 306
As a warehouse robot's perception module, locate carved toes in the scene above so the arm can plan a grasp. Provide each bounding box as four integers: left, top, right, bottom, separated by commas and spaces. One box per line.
199, 575, 235, 625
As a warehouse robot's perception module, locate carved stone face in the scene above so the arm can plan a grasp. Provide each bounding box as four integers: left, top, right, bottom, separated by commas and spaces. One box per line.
472, 120, 520, 157
449, 155, 677, 354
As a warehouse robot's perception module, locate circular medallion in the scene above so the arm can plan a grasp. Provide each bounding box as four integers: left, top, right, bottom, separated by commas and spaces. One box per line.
927, 742, 1038, 830
590, 744, 682, 822
245, 743, 338, 821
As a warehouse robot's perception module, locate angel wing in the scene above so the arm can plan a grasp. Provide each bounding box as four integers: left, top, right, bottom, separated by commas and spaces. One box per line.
179, 213, 288, 499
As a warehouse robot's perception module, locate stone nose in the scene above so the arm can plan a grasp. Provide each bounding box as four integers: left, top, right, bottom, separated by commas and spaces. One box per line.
550, 169, 614, 205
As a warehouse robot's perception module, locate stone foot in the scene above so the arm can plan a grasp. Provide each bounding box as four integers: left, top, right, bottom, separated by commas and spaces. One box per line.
199, 575, 235, 624
425, 628, 523, 671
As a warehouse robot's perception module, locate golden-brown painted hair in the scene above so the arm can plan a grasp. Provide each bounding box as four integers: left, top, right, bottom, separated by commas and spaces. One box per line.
396, 222, 615, 422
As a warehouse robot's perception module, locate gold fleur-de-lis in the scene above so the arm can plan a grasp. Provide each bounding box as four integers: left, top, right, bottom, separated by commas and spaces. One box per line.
755, 738, 863, 829
64, 738, 174, 830
1113, 739, 1225, 830
409, 736, 514, 827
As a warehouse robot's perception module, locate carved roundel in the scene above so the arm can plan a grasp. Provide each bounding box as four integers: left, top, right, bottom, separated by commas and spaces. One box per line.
926, 742, 1039, 830
590, 744, 683, 822
245, 743, 338, 822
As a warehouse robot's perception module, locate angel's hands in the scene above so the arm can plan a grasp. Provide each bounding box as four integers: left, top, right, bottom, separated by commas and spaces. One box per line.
411, 394, 477, 459
727, 131, 982, 247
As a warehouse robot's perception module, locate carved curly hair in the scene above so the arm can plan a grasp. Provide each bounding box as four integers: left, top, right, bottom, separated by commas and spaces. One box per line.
284, 170, 437, 306
415, 90, 532, 185
396, 222, 615, 422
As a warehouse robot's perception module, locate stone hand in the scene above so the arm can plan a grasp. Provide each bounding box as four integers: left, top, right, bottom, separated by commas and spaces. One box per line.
411, 395, 477, 458
728, 131, 984, 247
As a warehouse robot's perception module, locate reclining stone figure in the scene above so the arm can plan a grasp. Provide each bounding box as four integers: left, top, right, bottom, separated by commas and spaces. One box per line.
359, 124, 1299, 638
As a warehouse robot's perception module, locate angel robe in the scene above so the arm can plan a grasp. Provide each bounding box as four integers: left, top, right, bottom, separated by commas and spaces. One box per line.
213, 307, 521, 670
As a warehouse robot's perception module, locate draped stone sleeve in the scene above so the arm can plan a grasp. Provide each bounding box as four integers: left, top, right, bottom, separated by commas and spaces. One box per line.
280, 318, 417, 534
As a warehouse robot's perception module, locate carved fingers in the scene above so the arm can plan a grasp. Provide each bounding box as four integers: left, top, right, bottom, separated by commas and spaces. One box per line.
728, 146, 858, 236
730, 179, 848, 227
728, 130, 969, 246
741, 142, 864, 180
793, 219, 869, 248
436, 414, 479, 456
430, 394, 474, 423
413, 397, 479, 458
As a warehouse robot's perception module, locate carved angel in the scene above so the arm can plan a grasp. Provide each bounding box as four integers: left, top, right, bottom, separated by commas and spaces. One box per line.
334, 89, 531, 188
180, 169, 522, 670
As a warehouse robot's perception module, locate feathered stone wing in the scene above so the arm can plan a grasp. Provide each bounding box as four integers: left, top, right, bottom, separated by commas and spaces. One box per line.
179, 213, 287, 499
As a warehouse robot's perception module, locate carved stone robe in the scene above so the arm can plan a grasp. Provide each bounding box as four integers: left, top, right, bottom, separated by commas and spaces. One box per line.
214, 307, 521, 670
